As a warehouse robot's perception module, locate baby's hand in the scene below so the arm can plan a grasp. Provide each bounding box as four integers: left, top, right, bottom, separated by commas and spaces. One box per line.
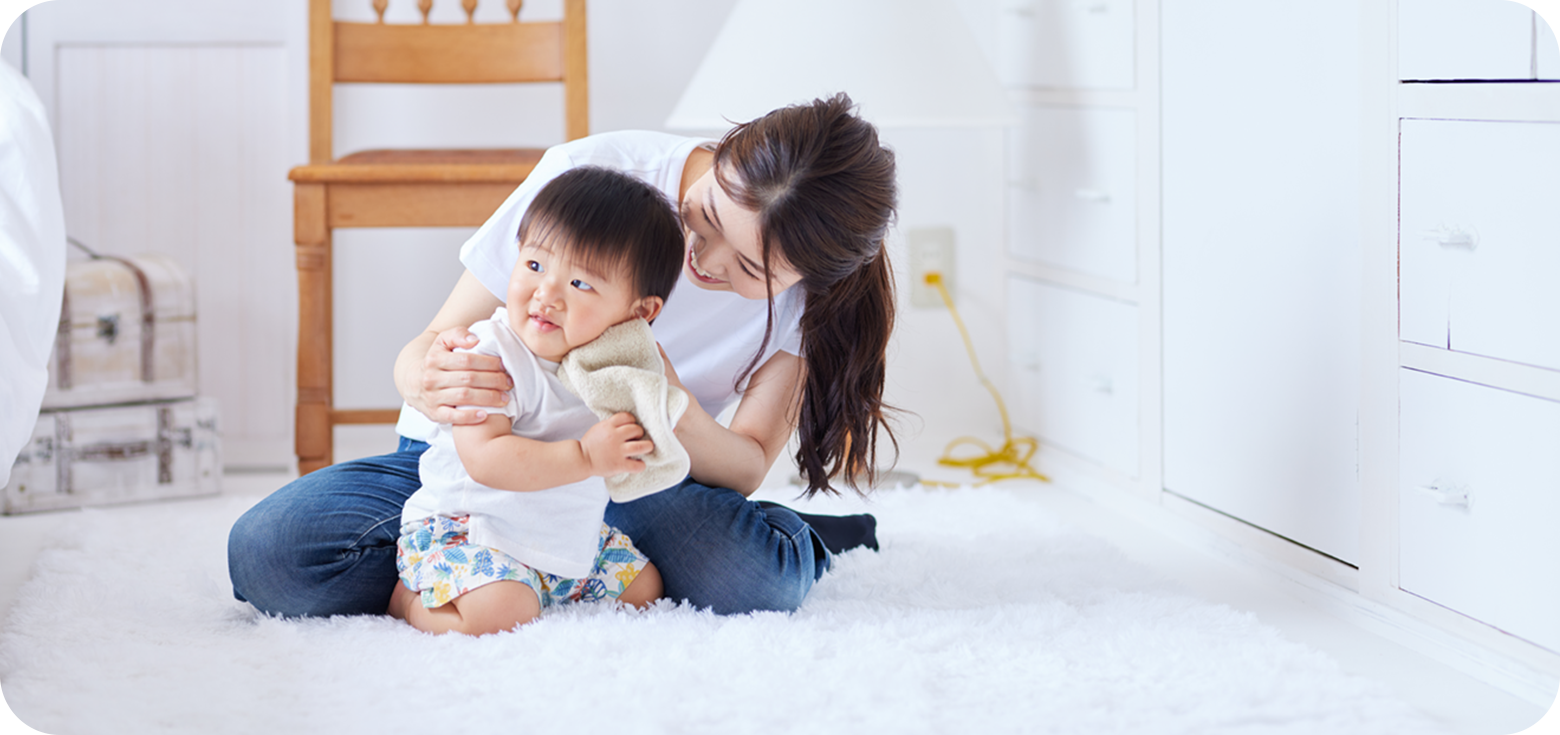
579, 412, 652, 477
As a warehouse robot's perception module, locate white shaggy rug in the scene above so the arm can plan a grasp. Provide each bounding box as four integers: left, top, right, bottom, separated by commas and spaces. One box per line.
0, 484, 1449, 735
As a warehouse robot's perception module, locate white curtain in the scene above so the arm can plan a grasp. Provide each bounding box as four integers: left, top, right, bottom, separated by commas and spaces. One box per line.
0, 58, 66, 486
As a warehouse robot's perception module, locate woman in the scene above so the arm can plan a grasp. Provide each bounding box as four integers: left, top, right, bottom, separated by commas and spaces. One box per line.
227, 93, 898, 617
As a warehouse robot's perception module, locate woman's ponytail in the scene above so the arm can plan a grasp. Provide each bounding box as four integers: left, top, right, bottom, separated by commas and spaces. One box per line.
715, 92, 900, 497
794, 245, 898, 495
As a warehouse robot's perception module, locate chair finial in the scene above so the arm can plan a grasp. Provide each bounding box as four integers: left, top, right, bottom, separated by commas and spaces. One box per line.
463, 0, 477, 22
508, 0, 523, 22
418, 0, 432, 23
373, 0, 388, 22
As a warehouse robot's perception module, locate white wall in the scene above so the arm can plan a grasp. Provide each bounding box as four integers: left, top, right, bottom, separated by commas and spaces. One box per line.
3, 0, 1017, 475
5, 0, 310, 468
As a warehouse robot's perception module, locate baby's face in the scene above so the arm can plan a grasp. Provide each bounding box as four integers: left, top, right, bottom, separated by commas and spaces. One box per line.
506, 240, 650, 363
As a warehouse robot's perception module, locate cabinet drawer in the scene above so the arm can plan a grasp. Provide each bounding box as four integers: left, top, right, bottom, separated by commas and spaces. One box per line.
1399, 369, 1560, 652
1007, 105, 1137, 283
1006, 276, 1138, 476
998, 0, 1135, 90
1398, 0, 1535, 80
1541, 11, 1560, 80
1399, 119, 1560, 371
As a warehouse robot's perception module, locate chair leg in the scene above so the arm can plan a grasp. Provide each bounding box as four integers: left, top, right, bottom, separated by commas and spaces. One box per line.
294, 183, 333, 474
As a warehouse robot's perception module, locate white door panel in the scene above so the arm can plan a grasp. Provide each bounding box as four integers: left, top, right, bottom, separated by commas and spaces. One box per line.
1162, 0, 1362, 563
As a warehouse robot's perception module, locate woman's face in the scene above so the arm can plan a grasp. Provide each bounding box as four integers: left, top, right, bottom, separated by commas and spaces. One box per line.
680, 166, 802, 300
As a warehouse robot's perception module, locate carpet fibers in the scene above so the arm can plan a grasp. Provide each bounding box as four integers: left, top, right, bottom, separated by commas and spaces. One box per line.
0, 484, 1448, 734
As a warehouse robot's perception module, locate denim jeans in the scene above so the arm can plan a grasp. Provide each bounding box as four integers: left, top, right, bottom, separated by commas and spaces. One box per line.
226, 437, 830, 617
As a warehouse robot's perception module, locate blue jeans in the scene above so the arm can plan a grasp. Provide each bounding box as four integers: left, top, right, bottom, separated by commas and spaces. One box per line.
226, 437, 830, 617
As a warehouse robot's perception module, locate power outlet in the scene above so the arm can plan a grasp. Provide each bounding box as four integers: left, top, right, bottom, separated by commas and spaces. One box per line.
908, 226, 956, 308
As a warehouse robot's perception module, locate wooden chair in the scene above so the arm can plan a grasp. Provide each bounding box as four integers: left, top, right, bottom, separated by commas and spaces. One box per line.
288, 0, 588, 474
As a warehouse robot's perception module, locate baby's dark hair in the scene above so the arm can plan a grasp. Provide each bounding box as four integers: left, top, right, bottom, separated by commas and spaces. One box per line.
516, 166, 684, 303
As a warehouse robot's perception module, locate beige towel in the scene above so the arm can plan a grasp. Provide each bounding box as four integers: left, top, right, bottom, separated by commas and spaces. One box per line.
556, 318, 690, 502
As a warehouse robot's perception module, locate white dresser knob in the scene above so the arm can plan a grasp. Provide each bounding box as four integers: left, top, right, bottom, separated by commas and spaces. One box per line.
1423, 225, 1478, 250
1416, 481, 1471, 510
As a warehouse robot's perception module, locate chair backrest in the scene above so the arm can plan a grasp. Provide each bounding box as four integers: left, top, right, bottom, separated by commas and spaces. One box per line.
308, 0, 588, 164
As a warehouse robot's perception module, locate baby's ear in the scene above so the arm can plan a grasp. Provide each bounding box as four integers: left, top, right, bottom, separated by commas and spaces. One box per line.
634, 296, 665, 323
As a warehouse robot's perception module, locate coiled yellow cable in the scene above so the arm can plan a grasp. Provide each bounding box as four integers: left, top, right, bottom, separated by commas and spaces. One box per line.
923, 272, 1050, 487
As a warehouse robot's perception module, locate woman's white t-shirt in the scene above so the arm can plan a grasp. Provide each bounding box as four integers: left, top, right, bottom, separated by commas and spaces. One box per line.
396, 130, 806, 443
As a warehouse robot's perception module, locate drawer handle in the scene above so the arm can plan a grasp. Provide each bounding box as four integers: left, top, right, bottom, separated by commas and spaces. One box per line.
1074, 188, 1112, 203
1416, 482, 1471, 509
1423, 225, 1478, 251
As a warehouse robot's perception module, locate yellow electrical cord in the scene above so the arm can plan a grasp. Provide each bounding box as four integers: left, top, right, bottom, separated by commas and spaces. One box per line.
922, 272, 1050, 487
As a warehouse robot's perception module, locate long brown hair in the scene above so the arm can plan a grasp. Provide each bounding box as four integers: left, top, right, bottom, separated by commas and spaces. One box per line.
713, 92, 899, 497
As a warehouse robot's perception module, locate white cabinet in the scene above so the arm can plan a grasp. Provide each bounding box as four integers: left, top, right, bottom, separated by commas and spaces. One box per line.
998, 0, 1135, 90
1390, 9, 1560, 676
1399, 119, 1560, 371
998, 0, 1144, 481
1398, 0, 1536, 80
995, 0, 1560, 694
1007, 105, 1136, 283
1399, 369, 1560, 653
1007, 277, 1138, 476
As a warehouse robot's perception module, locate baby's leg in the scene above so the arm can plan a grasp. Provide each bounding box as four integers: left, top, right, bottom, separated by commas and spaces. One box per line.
615, 561, 662, 609
393, 580, 541, 636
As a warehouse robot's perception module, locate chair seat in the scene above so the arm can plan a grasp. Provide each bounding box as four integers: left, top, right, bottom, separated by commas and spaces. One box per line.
289, 148, 546, 183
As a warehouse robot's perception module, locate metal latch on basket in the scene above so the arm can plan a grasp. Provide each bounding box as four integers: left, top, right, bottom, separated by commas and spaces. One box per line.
57, 238, 158, 390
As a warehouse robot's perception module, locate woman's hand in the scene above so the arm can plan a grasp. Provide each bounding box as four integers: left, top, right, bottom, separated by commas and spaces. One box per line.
657, 345, 803, 496
411, 326, 513, 425
395, 270, 507, 425
657, 344, 687, 394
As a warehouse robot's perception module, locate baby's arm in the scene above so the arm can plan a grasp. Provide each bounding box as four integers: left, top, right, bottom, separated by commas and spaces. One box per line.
453, 413, 654, 492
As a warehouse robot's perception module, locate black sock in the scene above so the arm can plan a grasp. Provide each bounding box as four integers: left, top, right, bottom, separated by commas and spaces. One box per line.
758, 502, 879, 554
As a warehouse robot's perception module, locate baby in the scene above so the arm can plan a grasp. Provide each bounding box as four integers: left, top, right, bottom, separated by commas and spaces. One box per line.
388, 166, 685, 635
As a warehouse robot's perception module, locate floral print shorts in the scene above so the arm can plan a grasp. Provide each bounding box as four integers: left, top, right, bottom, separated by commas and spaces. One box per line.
396, 514, 649, 610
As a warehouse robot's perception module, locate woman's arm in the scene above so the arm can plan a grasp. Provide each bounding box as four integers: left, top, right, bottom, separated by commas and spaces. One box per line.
664, 349, 804, 496
454, 412, 655, 492
394, 270, 510, 425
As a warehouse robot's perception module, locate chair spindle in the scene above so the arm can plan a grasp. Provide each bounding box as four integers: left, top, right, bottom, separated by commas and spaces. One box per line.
463, 0, 478, 22
418, 0, 432, 23
508, 0, 523, 21
373, 0, 388, 22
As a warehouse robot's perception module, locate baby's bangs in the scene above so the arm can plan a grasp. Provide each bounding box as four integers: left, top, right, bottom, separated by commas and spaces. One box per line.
518, 210, 635, 289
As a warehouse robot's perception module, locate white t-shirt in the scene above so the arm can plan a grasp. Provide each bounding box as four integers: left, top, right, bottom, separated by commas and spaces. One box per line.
396, 130, 805, 442
403, 308, 605, 578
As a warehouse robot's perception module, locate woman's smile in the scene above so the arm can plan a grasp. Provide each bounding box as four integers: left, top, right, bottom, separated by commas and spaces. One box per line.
687, 243, 723, 284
